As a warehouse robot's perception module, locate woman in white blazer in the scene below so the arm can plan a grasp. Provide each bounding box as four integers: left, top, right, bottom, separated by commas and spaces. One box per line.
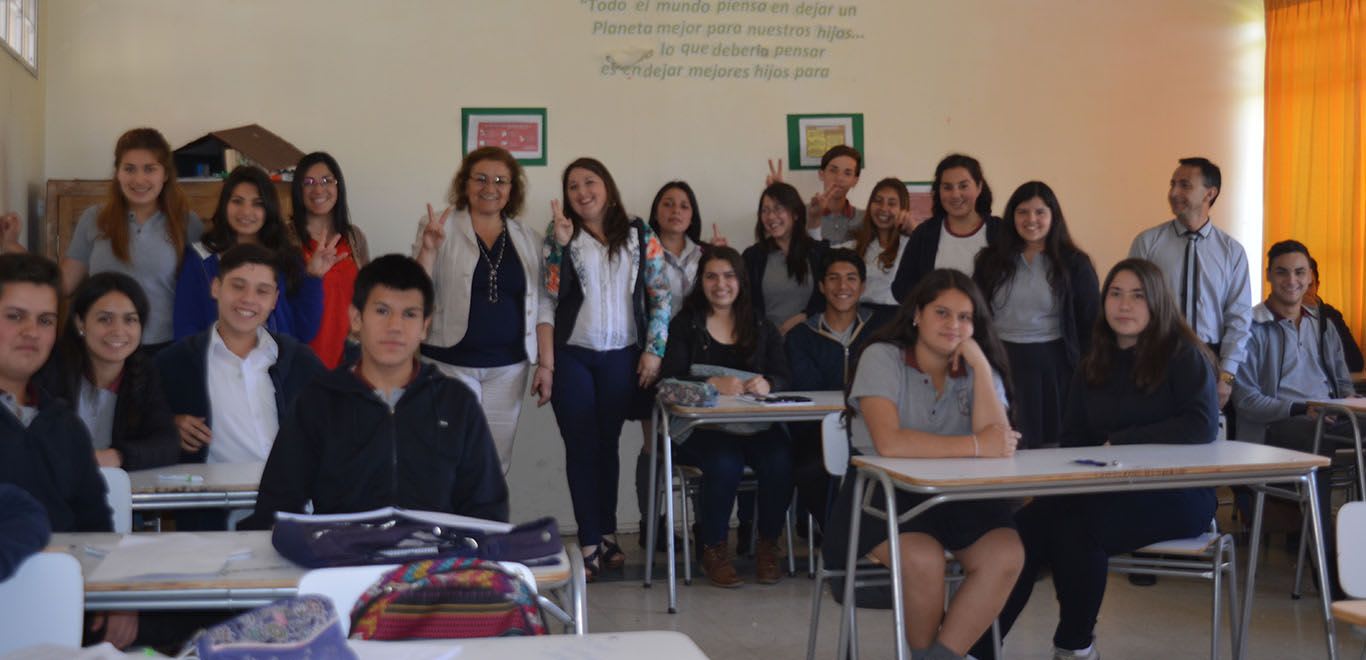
414, 146, 543, 475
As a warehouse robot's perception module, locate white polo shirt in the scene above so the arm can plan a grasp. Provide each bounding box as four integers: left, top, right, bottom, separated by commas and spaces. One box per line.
206, 324, 280, 464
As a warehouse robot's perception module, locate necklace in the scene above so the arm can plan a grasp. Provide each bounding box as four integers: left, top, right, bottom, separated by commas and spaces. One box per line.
476, 228, 508, 303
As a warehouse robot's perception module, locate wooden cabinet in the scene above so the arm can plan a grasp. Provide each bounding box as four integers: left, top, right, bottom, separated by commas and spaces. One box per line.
42, 179, 294, 260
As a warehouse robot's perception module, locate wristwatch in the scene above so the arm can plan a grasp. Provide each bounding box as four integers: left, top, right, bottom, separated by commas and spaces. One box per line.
1219, 371, 1235, 385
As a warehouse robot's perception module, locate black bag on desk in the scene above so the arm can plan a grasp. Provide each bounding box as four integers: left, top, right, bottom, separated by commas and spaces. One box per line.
272, 515, 561, 568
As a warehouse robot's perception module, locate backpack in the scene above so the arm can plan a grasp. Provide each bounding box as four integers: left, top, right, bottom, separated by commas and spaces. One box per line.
349, 557, 547, 640
194, 595, 357, 659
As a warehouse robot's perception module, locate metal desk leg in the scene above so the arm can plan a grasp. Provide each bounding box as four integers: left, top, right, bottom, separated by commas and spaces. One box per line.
875, 471, 908, 660
1305, 471, 1340, 660
569, 543, 587, 635
1237, 487, 1265, 660
838, 470, 867, 660
644, 403, 660, 590
663, 408, 679, 613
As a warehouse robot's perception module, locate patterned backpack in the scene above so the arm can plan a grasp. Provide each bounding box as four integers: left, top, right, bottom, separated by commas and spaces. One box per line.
349, 557, 547, 640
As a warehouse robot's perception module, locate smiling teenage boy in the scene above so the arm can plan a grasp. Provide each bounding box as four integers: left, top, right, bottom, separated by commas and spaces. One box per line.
245, 254, 507, 528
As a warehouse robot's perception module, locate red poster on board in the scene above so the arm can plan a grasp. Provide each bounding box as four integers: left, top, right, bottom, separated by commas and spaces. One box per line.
476, 122, 540, 151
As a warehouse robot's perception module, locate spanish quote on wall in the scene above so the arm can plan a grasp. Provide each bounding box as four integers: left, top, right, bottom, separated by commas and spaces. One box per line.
584, 0, 863, 81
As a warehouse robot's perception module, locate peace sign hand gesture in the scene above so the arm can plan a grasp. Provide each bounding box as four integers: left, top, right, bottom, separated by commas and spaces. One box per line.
306, 233, 343, 277
765, 159, 785, 187
420, 204, 450, 253
550, 200, 573, 247
709, 223, 729, 248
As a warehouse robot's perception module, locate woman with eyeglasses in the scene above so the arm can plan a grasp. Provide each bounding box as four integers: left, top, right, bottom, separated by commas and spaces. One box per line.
172, 165, 324, 343
291, 152, 370, 368
414, 146, 544, 476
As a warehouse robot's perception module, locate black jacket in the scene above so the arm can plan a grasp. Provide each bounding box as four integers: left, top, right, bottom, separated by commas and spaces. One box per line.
660, 307, 791, 390
973, 249, 1100, 368
891, 216, 1004, 302
1320, 302, 1365, 372
242, 363, 509, 529
0, 383, 111, 533
741, 241, 829, 324
0, 484, 51, 580
155, 329, 326, 463
39, 352, 180, 471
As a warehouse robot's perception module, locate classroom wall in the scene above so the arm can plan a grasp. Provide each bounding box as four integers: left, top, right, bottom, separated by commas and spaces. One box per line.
41, 0, 1266, 531
0, 0, 44, 248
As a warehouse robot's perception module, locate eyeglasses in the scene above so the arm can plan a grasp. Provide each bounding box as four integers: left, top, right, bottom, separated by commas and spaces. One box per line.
300, 176, 338, 188
472, 174, 512, 188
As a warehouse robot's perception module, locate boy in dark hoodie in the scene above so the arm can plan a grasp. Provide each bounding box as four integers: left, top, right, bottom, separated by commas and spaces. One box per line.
245, 255, 508, 528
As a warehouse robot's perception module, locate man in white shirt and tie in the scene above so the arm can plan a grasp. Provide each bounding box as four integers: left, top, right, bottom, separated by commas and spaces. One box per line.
1129, 157, 1252, 408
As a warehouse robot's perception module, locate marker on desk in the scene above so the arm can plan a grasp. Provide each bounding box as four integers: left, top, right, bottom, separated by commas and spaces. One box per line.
1073, 459, 1120, 467
158, 474, 204, 484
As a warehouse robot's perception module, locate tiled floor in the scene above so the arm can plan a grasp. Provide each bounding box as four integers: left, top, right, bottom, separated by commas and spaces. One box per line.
580, 533, 1362, 659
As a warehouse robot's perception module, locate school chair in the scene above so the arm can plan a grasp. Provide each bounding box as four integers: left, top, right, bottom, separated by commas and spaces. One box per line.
1334, 501, 1366, 659
99, 466, 132, 534
805, 412, 1001, 660
0, 553, 84, 653
1292, 410, 1364, 599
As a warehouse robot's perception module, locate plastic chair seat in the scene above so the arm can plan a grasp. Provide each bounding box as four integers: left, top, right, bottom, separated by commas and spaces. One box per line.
1133, 531, 1221, 557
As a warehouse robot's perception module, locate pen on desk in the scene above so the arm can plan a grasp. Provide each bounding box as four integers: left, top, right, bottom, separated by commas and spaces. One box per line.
1073, 459, 1119, 467
158, 474, 205, 484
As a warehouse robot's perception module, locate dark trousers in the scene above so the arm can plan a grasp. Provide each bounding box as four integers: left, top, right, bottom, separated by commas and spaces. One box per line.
971, 488, 1216, 657
677, 427, 793, 546
789, 421, 832, 532
551, 344, 639, 548
1003, 340, 1071, 449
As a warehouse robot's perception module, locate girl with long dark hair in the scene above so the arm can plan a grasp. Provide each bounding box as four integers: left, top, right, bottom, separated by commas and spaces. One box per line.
173, 165, 324, 342
891, 153, 1001, 301
291, 152, 370, 368
972, 181, 1099, 449
660, 246, 792, 587
741, 182, 828, 335
825, 268, 1023, 659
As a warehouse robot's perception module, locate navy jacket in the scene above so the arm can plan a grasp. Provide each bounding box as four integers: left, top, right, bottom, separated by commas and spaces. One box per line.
891, 216, 1004, 302
0, 384, 111, 533
242, 363, 509, 529
155, 328, 326, 463
784, 307, 888, 391
741, 240, 829, 323
0, 485, 51, 580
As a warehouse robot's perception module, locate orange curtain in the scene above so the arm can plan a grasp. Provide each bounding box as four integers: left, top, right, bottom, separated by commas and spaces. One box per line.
1265, 0, 1366, 356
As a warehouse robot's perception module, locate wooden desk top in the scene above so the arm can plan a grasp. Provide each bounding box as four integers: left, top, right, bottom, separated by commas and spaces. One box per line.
852, 441, 1330, 489
1332, 600, 1366, 626
667, 390, 844, 416
49, 531, 571, 592
127, 462, 264, 494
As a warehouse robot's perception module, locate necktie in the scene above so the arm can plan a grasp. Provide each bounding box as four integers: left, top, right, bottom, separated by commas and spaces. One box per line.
1180, 230, 1201, 336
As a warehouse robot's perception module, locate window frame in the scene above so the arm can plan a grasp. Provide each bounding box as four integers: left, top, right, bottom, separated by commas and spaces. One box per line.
0, 0, 37, 75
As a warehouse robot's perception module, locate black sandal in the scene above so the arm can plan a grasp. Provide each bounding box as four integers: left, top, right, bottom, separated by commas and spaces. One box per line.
583, 546, 602, 583
601, 539, 627, 570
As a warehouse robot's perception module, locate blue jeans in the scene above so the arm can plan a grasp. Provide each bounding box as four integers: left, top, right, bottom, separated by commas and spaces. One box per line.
550, 345, 639, 548
678, 427, 793, 546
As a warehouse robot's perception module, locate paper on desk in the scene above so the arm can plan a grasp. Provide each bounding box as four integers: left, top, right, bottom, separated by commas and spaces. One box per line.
88, 534, 250, 582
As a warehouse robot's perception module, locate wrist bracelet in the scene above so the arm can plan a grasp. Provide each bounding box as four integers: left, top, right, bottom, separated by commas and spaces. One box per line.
972, 434, 979, 457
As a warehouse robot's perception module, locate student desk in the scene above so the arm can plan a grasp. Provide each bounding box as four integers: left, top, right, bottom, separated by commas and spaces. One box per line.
127, 462, 263, 511
1306, 397, 1366, 495
645, 391, 844, 613
840, 442, 1334, 660
47, 530, 587, 634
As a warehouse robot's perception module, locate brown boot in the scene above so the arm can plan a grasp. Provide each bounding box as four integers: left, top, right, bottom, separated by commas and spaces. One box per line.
701, 542, 743, 588
755, 537, 783, 584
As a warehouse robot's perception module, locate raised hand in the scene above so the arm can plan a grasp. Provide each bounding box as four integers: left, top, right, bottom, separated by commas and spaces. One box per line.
306, 233, 343, 277
550, 200, 573, 247
896, 209, 925, 235
766, 159, 785, 187
710, 223, 728, 247
421, 204, 450, 252
808, 190, 830, 225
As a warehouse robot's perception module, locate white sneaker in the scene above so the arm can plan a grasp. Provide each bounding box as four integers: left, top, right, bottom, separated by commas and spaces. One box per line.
1052, 645, 1099, 660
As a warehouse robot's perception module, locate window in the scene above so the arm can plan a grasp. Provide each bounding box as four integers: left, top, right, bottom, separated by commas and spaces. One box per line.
1, 0, 36, 72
